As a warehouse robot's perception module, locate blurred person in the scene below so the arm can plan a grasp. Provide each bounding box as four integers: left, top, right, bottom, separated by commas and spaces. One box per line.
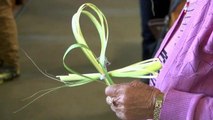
0, 0, 22, 83
139, 0, 170, 60
139, 0, 170, 84
105, 0, 213, 120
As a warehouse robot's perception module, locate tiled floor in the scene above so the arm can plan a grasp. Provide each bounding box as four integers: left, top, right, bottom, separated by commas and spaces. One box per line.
0, 0, 142, 120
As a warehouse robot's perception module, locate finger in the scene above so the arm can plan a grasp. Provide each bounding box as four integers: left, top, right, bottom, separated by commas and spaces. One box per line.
105, 84, 122, 96
115, 111, 126, 120
110, 103, 117, 112
105, 84, 126, 97
106, 96, 113, 105
106, 96, 120, 107
106, 96, 117, 112
110, 102, 123, 113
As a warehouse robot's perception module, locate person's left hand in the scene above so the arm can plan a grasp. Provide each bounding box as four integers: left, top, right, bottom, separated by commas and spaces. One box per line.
105, 80, 163, 120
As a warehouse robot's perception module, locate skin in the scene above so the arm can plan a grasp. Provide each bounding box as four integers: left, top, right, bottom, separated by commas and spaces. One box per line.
105, 80, 163, 120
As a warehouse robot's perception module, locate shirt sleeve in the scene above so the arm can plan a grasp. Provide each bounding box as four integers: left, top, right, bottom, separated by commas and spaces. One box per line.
160, 89, 213, 120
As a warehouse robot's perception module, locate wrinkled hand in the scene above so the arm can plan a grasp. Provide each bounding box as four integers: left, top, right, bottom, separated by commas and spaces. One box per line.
105, 80, 163, 120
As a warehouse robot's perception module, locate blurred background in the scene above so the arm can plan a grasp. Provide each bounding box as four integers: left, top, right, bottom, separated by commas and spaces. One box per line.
0, 0, 142, 120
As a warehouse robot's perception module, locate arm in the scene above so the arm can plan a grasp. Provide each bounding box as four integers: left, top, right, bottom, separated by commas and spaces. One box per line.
160, 24, 213, 120
161, 89, 213, 120
105, 81, 213, 120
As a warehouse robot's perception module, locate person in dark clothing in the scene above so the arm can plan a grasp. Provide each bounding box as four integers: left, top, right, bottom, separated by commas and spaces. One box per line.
139, 0, 170, 84
140, 0, 170, 60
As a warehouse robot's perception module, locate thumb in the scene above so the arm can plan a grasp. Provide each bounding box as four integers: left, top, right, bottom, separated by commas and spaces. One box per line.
105, 83, 125, 97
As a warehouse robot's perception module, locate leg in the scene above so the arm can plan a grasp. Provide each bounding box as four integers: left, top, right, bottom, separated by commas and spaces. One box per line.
0, 0, 20, 81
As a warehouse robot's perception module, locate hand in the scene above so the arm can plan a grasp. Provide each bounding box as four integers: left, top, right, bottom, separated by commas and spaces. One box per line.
105, 80, 163, 120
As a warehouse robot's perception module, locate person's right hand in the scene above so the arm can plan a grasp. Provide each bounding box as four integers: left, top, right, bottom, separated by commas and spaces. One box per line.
105, 80, 163, 120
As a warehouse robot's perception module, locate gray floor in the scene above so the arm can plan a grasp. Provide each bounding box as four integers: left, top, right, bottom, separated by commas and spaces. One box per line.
0, 0, 142, 120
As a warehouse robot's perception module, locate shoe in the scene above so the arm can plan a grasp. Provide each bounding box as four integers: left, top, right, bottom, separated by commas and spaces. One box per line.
0, 66, 20, 84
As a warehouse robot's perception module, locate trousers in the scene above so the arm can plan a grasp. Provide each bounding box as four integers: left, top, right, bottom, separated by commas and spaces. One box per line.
0, 0, 19, 70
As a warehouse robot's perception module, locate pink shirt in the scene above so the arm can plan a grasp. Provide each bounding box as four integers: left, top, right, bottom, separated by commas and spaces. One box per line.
153, 0, 213, 119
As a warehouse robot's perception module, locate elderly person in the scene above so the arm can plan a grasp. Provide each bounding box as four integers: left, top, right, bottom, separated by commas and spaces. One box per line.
105, 0, 213, 119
